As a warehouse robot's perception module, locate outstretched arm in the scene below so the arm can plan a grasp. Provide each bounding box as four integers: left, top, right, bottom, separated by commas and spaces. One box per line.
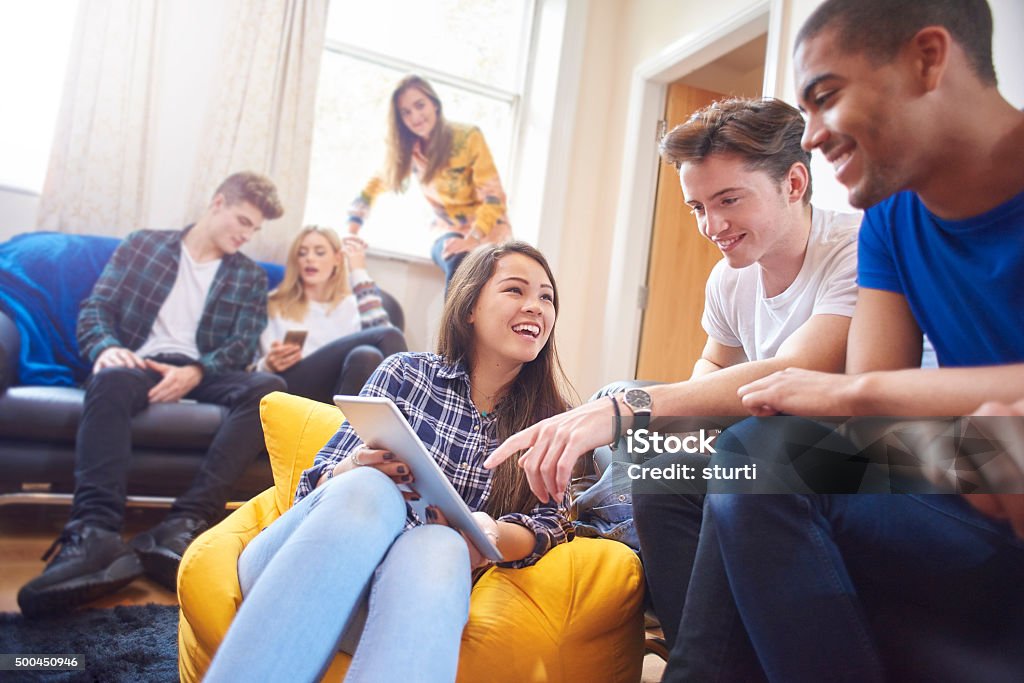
486, 312, 853, 503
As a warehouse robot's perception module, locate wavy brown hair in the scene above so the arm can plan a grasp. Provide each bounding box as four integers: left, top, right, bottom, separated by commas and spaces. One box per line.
268, 226, 351, 322
214, 171, 284, 219
437, 242, 576, 516
659, 97, 813, 204
383, 75, 454, 192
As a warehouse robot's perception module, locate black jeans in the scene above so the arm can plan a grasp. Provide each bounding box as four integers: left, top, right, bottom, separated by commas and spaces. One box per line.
633, 451, 765, 682
70, 357, 286, 531
276, 326, 406, 404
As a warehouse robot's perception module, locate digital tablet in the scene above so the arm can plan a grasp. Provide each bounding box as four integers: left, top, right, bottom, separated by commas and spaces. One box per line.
333, 395, 504, 562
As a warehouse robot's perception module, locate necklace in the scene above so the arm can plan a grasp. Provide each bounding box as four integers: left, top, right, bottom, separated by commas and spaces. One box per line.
469, 378, 503, 416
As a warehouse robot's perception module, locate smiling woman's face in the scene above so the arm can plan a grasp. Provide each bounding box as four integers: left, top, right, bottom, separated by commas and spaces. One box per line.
468, 253, 556, 369
396, 86, 439, 140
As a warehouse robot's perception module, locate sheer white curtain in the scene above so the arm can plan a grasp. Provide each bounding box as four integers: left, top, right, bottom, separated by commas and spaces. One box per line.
36, 0, 327, 258
36, 0, 160, 234
187, 0, 328, 262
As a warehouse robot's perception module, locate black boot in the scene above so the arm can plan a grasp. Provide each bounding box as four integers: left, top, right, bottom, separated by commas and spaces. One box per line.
18, 522, 143, 619
130, 515, 208, 591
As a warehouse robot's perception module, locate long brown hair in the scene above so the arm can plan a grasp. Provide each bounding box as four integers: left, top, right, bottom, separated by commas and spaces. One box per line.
268, 226, 351, 322
383, 75, 454, 192
437, 242, 576, 516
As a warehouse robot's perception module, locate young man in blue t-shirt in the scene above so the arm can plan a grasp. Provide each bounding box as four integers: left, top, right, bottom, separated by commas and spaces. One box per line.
684, 0, 1024, 681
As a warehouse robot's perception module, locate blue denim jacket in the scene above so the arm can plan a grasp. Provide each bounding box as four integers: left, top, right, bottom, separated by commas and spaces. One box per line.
572, 460, 639, 552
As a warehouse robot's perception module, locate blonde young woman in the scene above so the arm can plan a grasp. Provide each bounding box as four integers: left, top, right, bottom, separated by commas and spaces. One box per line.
257, 226, 406, 403
348, 74, 512, 284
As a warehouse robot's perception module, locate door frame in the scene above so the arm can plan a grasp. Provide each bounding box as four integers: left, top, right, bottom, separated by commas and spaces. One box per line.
598, 0, 780, 382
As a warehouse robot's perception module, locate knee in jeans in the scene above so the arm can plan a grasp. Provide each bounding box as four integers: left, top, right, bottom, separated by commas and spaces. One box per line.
401, 525, 470, 586
238, 372, 287, 402
254, 372, 288, 395
89, 366, 145, 388
705, 493, 783, 528
318, 466, 406, 533
378, 327, 406, 355
86, 366, 150, 402
347, 346, 385, 369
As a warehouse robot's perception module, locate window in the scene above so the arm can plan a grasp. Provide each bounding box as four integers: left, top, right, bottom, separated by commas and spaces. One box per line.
0, 1, 78, 192
303, 0, 535, 259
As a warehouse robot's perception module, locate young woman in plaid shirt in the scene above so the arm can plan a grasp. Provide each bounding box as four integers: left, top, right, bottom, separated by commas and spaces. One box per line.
207, 242, 574, 682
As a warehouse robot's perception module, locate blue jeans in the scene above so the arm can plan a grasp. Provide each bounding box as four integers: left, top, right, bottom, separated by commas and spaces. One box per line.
431, 232, 470, 291
705, 418, 1024, 683
205, 467, 472, 683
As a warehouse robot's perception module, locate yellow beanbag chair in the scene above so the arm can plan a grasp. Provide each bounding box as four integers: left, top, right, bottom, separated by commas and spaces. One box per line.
177, 391, 644, 682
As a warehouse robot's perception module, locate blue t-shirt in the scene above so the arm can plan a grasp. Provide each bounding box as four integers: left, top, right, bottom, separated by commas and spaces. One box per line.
858, 189, 1024, 367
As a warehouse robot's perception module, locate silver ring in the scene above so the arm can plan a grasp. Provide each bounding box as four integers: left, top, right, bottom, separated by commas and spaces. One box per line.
351, 447, 364, 467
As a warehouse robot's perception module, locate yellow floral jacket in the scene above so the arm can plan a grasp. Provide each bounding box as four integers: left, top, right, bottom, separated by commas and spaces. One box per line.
349, 123, 511, 241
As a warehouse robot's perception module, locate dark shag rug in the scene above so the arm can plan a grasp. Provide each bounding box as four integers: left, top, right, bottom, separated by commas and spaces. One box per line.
0, 604, 178, 682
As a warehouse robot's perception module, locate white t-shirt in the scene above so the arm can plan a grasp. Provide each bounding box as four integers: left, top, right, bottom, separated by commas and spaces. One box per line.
701, 206, 861, 362
135, 246, 221, 360
257, 296, 361, 372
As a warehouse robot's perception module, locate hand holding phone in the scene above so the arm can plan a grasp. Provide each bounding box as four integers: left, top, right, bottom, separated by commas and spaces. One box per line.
265, 331, 306, 373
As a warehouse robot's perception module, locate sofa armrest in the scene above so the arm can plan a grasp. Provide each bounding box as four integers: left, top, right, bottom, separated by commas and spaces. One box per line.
0, 310, 20, 393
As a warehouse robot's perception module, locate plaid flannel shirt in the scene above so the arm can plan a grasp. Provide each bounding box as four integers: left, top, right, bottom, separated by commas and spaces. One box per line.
76, 227, 267, 376
296, 352, 574, 568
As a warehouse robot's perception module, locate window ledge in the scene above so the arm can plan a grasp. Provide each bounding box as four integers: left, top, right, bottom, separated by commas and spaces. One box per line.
365, 246, 435, 268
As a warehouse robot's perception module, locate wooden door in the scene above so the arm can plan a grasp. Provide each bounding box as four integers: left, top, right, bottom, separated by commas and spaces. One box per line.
635, 83, 725, 381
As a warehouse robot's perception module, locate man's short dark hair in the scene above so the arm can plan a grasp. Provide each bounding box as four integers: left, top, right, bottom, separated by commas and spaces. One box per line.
659, 97, 812, 204
797, 0, 996, 87
214, 172, 284, 220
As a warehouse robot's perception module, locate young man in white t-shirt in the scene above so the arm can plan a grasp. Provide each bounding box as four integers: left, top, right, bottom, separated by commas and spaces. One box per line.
485, 97, 860, 670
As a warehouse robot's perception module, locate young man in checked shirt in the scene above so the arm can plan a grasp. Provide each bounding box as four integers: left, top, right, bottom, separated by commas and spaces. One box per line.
19, 172, 287, 617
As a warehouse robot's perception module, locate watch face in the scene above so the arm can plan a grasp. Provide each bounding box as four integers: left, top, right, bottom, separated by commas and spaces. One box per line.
624, 389, 652, 411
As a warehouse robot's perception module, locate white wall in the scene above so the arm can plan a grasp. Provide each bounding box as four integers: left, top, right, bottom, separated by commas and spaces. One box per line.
365, 254, 445, 352
0, 187, 40, 242
554, 0, 768, 396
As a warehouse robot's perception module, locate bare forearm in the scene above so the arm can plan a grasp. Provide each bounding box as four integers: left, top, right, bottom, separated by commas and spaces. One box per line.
495, 521, 536, 561
850, 364, 1024, 416
690, 357, 722, 379
652, 356, 835, 417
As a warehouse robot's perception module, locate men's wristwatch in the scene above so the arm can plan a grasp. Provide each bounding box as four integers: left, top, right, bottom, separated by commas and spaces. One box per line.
621, 388, 653, 430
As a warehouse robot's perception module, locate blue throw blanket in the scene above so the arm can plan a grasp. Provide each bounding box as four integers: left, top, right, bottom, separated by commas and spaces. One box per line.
0, 231, 284, 387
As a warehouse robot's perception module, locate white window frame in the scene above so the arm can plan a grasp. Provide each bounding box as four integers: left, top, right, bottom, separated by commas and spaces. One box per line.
314, 1, 538, 262
307, 0, 589, 264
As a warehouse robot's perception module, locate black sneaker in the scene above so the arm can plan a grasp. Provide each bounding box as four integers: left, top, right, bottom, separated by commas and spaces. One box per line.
130, 515, 208, 592
17, 523, 143, 619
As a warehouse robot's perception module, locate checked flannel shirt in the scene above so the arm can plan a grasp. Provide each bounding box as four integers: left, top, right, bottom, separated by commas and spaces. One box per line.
296, 352, 574, 568
76, 227, 268, 376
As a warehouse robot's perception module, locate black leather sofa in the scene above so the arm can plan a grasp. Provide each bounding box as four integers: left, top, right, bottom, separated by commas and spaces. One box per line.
0, 231, 404, 508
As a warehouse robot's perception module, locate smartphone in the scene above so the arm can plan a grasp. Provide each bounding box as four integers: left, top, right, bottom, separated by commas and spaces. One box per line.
282, 329, 308, 349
